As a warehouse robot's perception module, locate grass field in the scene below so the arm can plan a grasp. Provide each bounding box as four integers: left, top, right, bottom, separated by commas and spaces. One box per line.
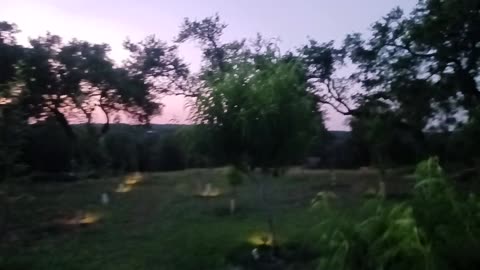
0, 168, 410, 270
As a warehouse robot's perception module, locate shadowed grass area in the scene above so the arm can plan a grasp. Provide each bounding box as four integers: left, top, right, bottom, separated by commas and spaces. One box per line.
1, 168, 399, 270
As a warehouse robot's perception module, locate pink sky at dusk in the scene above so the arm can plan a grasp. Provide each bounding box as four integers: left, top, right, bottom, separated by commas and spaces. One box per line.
1, 0, 416, 130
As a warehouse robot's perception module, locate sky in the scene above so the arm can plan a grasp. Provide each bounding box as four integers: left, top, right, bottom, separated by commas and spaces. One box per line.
1, 0, 417, 130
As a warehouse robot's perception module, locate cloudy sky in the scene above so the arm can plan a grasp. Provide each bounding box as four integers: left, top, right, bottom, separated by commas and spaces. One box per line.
1, 0, 417, 130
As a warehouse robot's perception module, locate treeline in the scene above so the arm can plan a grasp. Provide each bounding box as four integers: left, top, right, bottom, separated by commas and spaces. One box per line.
12, 121, 477, 176
18, 122, 201, 175
2, 0, 480, 179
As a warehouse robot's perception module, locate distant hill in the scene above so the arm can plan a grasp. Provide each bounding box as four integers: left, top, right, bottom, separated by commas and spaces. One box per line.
71, 123, 186, 134
71, 123, 351, 139
72, 123, 351, 138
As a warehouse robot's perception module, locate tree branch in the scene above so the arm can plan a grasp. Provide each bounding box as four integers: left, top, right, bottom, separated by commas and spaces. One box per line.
385, 42, 436, 58
317, 79, 357, 116
316, 97, 352, 115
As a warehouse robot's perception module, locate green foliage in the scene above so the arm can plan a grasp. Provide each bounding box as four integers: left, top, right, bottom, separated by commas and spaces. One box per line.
412, 158, 480, 270
0, 21, 188, 143
308, 158, 480, 270
175, 126, 218, 168
1, 0, 480, 176
342, 0, 480, 117
17, 124, 222, 174
296, 0, 480, 170
194, 59, 317, 171
415, 157, 444, 181
315, 202, 431, 270
176, 14, 229, 74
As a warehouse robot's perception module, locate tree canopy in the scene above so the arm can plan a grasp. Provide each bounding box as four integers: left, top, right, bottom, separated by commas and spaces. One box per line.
194, 58, 318, 171
0, 23, 188, 140
1, 0, 480, 175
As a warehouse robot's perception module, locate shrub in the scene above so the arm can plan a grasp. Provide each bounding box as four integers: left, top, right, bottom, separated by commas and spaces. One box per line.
412, 157, 480, 270
310, 158, 480, 270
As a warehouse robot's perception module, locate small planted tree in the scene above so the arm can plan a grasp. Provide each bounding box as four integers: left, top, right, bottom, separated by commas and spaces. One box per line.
193, 56, 317, 246
179, 14, 319, 249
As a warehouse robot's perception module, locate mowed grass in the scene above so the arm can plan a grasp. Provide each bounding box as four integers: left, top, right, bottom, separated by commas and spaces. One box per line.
1, 168, 406, 270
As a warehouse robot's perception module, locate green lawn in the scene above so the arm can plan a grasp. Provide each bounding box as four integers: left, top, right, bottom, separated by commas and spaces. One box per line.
1, 168, 400, 270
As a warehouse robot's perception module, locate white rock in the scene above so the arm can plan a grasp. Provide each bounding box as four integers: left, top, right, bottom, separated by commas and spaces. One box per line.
101, 193, 110, 205
251, 248, 260, 260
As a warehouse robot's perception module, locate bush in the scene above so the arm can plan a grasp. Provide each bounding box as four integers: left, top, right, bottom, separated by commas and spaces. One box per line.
308, 158, 480, 270
412, 158, 480, 270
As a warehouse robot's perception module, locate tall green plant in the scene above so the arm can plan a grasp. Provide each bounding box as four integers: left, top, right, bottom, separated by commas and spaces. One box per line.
310, 157, 480, 270
412, 157, 480, 270
313, 199, 432, 270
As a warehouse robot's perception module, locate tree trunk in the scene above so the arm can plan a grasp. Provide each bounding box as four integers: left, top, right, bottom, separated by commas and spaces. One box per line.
100, 105, 110, 137
52, 108, 78, 173
52, 108, 76, 141
256, 173, 278, 249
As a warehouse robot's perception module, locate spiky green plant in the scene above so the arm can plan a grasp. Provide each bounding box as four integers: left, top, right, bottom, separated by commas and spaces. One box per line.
412, 157, 480, 270
314, 200, 432, 270
311, 157, 480, 270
